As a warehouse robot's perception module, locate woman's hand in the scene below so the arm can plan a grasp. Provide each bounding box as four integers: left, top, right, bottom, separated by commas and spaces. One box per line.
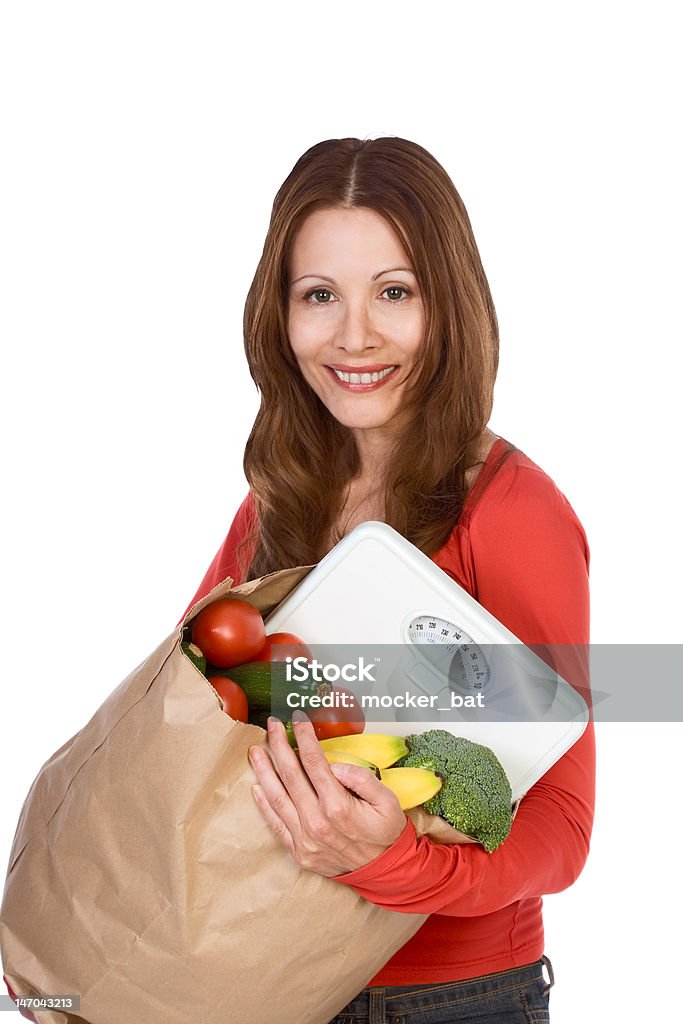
248, 714, 407, 877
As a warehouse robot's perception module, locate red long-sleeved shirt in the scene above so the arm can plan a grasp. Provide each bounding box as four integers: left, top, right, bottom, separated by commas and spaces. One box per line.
186, 438, 595, 984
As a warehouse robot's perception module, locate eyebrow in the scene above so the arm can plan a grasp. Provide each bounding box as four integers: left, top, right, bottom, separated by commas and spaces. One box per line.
290, 266, 415, 286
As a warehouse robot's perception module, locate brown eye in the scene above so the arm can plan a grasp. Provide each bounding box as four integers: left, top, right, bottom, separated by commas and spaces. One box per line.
383, 286, 409, 301
307, 288, 333, 303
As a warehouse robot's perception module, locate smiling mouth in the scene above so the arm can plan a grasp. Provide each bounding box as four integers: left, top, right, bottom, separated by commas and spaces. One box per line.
326, 365, 398, 387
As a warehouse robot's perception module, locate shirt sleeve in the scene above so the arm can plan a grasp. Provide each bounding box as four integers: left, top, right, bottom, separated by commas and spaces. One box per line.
330, 461, 596, 917
181, 492, 256, 620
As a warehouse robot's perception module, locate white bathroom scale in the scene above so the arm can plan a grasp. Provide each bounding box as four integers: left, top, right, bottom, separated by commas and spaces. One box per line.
265, 521, 589, 803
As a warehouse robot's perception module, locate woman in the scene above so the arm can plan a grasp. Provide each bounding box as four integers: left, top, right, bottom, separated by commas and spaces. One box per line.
188, 137, 595, 1023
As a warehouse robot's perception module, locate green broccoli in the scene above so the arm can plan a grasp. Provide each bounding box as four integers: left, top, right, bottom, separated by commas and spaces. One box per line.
396, 730, 512, 853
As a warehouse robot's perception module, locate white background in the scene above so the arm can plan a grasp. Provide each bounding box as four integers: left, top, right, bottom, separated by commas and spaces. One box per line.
1, 2, 680, 1020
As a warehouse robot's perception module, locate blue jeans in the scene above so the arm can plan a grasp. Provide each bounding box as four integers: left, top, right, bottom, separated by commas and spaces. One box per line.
326, 956, 555, 1023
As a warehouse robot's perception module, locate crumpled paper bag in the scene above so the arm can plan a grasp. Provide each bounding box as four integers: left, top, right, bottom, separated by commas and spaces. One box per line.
1, 567, 437, 1024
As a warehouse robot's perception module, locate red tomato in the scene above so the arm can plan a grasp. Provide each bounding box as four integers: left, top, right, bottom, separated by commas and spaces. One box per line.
192, 598, 266, 668
208, 676, 249, 723
308, 685, 365, 741
253, 631, 313, 663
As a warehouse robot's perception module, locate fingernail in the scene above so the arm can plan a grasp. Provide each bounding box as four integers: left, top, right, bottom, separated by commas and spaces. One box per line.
267, 716, 281, 728
292, 710, 309, 724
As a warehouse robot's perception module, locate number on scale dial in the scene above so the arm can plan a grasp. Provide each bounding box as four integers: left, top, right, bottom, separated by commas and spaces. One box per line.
406, 614, 491, 693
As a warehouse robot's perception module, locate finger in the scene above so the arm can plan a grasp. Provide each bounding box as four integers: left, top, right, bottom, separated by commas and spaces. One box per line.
329, 761, 402, 812
248, 743, 306, 841
290, 714, 344, 798
253, 717, 321, 837
266, 716, 320, 804
251, 783, 297, 856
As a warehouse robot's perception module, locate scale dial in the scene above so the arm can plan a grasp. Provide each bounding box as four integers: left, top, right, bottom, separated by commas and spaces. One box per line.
404, 613, 492, 694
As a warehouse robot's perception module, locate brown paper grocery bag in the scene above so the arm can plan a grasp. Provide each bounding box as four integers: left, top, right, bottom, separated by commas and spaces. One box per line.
0, 568, 429, 1024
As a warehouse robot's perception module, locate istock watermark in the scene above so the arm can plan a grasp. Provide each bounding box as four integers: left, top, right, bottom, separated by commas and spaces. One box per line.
284, 684, 486, 711
268, 643, 683, 723
285, 655, 377, 684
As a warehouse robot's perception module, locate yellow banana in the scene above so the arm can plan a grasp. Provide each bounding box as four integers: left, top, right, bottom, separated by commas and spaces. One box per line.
379, 767, 442, 810
321, 749, 380, 778
318, 733, 408, 769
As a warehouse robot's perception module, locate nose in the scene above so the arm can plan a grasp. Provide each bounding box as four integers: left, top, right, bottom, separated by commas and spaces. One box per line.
335, 299, 381, 353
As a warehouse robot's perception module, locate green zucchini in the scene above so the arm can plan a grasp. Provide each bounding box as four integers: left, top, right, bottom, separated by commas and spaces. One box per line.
208, 660, 328, 723
208, 661, 282, 716
181, 641, 207, 675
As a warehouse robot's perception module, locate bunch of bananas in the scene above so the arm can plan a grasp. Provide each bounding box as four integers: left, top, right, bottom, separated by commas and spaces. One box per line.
317, 734, 442, 810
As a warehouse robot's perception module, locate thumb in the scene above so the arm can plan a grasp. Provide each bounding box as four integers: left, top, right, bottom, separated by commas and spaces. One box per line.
330, 762, 395, 809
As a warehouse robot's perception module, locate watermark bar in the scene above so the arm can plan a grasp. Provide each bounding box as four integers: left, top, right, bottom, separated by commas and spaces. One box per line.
267, 643, 683, 723
0, 994, 81, 1011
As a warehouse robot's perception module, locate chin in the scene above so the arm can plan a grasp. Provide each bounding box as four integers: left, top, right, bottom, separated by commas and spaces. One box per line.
326, 401, 388, 423
338, 415, 398, 433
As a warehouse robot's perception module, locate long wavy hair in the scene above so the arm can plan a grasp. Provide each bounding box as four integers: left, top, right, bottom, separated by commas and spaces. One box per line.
237, 136, 512, 579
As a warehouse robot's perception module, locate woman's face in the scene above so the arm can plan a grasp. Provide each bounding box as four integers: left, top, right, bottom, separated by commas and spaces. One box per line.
287, 206, 425, 459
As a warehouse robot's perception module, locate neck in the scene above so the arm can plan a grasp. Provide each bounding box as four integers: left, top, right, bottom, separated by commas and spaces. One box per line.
351, 427, 397, 483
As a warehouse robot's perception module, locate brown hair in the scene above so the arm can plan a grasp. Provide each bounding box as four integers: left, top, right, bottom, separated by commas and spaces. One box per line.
236, 136, 511, 580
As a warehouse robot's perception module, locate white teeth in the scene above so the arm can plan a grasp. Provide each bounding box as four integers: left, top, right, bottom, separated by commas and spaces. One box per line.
332, 366, 396, 384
